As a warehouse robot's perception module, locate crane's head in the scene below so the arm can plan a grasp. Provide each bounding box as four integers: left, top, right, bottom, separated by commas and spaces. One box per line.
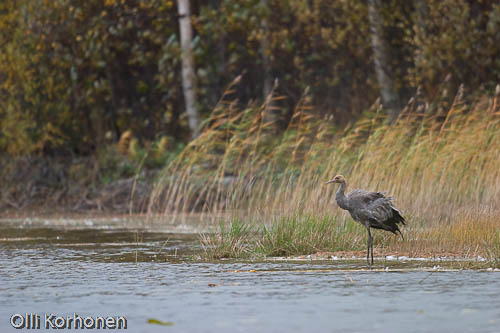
325, 174, 345, 185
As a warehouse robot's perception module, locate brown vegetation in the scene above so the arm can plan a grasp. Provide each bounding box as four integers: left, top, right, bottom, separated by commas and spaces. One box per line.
153, 82, 500, 260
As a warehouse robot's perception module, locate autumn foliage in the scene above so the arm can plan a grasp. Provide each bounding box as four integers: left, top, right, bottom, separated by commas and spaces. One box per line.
1, 0, 500, 155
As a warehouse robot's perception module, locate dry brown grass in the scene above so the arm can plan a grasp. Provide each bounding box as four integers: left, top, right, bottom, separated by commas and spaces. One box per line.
147, 81, 500, 260
386, 209, 500, 260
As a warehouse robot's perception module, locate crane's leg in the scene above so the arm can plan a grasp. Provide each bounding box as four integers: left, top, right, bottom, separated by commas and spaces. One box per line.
370, 231, 374, 265
366, 227, 373, 266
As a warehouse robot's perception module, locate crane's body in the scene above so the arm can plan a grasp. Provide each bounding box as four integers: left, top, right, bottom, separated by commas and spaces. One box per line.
326, 175, 405, 265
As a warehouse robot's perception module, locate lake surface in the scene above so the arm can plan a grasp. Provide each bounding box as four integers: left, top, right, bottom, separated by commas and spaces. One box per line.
1, 217, 499, 332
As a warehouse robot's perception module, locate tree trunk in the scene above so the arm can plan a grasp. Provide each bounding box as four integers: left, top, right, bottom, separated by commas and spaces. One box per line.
259, 0, 279, 127
367, 0, 400, 122
412, 0, 428, 112
260, 0, 273, 100
177, 0, 200, 138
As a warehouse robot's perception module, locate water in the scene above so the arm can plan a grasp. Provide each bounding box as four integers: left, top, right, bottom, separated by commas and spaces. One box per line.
1, 217, 499, 332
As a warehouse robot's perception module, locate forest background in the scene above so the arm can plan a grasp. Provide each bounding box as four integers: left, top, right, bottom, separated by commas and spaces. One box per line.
0, 0, 499, 215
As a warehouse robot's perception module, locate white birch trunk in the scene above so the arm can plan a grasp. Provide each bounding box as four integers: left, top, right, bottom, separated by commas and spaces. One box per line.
367, 0, 400, 121
177, 0, 200, 138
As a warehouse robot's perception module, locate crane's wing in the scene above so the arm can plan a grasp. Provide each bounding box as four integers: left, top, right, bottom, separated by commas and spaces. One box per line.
346, 189, 386, 206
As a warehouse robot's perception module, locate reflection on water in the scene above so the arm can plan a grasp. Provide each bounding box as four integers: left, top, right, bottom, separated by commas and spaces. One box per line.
1, 219, 499, 332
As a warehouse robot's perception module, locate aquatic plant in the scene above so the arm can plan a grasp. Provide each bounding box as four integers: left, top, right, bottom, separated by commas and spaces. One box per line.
200, 218, 255, 259
255, 214, 363, 257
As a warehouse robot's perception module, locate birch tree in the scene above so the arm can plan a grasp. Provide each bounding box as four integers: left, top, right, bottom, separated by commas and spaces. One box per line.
367, 0, 400, 121
177, 0, 200, 138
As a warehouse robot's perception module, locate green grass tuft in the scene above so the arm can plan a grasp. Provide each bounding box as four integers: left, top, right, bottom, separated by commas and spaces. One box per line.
256, 214, 364, 257
200, 218, 255, 259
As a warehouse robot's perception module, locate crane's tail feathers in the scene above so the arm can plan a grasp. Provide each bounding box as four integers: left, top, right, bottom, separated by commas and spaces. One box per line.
392, 208, 406, 225
383, 208, 406, 239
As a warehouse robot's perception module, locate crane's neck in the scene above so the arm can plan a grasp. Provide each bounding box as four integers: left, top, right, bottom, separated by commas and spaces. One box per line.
335, 181, 349, 210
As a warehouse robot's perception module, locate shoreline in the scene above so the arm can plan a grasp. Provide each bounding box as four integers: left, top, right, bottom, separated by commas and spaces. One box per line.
1, 214, 499, 264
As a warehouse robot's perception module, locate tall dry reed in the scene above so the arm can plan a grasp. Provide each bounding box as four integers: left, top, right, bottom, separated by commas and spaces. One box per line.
147, 81, 500, 258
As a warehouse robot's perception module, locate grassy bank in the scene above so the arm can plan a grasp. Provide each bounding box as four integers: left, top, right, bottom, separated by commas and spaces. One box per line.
149, 81, 500, 260
200, 215, 366, 259
200, 213, 500, 261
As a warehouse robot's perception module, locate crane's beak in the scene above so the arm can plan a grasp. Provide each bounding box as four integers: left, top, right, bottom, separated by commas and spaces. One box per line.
325, 179, 335, 185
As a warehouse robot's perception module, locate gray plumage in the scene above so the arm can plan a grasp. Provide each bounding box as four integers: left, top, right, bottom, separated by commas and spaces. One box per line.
326, 175, 405, 265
